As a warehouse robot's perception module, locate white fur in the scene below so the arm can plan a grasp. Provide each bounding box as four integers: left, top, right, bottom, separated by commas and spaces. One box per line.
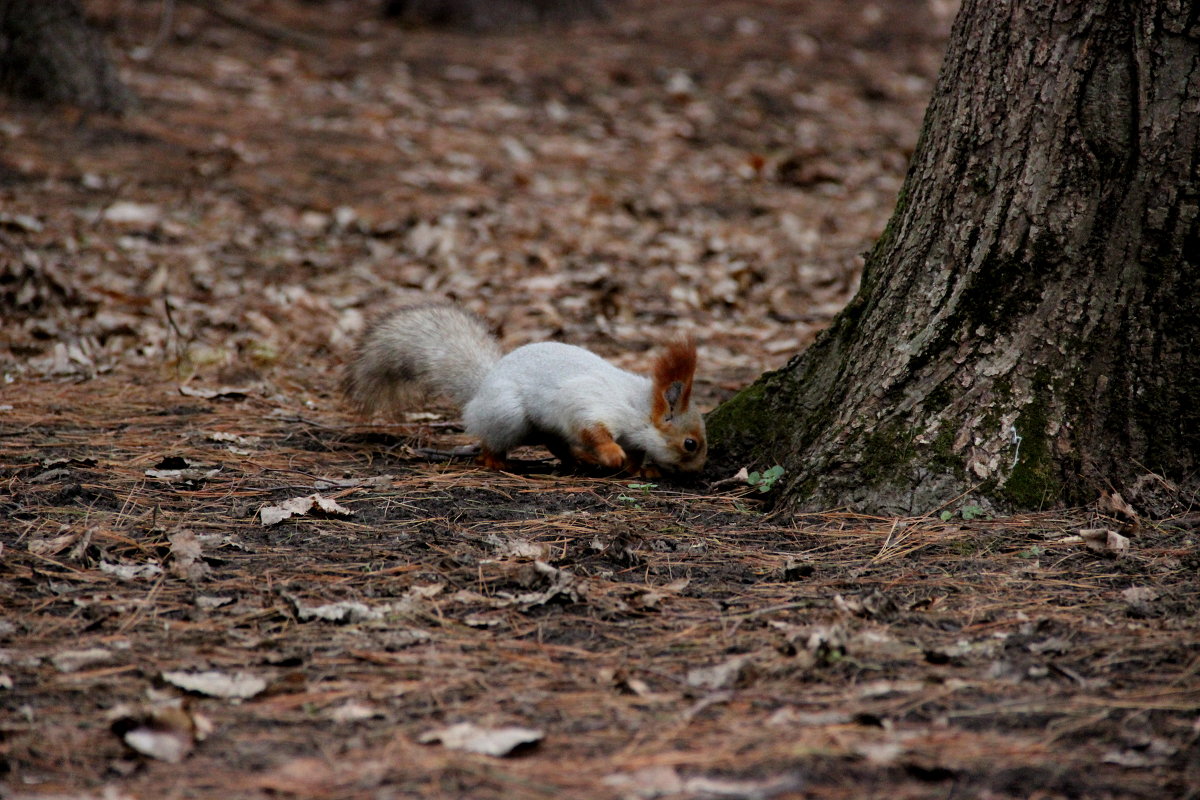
346, 305, 705, 472
344, 305, 502, 412
464, 342, 662, 457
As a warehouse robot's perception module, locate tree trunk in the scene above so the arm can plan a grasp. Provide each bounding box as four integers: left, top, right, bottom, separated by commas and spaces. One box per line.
0, 0, 133, 113
708, 0, 1199, 517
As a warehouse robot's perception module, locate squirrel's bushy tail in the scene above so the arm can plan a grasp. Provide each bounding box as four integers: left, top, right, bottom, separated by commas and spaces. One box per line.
343, 304, 503, 415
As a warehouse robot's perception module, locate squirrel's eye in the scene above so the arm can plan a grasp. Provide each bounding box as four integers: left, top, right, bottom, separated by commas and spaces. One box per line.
683, 437, 699, 453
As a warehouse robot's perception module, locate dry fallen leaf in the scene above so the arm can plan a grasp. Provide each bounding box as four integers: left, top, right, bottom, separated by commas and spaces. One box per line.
110, 700, 213, 763
51, 647, 115, 673
326, 701, 383, 723
98, 560, 164, 581
1121, 586, 1157, 605
686, 654, 754, 690
102, 201, 162, 226
598, 667, 659, 699
478, 561, 588, 609
162, 670, 268, 700
1099, 490, 1138, 521
1121, 586, 1158, 616
0, 211, 43, 232
313, 474, 394, 490
27, 526, 90, 558
484, 534, 547, 560
260, 493, 354, 525
1078, 528, 1130, 557
123, 725, 192, 764
418, 722, 543, 756
854, 739, 905, 765
168, 529, 212, 581
603, 766, 804, 799
144, 456, 222, 483
1102, 737, 1178, 768
293, 599, 378, 623
767, 707, 853, 727
178, 384, 255, 400
250, 756, 391, 795
283, 593, 435, 633
603, 765, 684, 797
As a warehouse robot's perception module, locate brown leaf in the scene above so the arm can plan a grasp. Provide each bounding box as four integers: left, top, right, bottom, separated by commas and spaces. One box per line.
1099, 490, 1138, 521
169, 529, 212, 581
110, 701, 212, 763
1078, 528, 1130, 557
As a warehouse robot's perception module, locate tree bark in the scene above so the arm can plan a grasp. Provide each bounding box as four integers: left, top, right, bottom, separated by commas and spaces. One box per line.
708, 0, 1200, 516
0, 0, 133, 113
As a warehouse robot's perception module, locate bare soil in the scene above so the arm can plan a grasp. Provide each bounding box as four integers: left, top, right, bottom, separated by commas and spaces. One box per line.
2, 2, 1198, 798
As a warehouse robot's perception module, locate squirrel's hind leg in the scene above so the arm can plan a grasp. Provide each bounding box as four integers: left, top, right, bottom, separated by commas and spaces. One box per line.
478, 446, 511, 471
464, 391, 528, 472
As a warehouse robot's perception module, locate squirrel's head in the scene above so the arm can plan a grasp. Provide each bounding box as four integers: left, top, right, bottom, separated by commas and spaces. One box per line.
646, 338, 707, 474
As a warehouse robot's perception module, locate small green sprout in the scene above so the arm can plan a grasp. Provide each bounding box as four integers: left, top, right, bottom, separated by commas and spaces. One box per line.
616, 494, 638, 505
939, 504, 990, 522
746, 465, 785, 493
960, 504, 986, 520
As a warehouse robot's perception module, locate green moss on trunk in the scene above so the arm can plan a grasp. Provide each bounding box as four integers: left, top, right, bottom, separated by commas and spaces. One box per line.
705, 373, 793, 471
1001, 385, 1062, 508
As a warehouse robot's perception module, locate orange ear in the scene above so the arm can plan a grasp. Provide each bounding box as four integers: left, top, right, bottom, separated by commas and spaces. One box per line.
652, 338, 696, 420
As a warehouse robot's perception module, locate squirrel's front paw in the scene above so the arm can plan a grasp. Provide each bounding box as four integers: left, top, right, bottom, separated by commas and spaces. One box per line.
577, 424, 627, 470
595, 443, 626, 469
632, 463, 662, 479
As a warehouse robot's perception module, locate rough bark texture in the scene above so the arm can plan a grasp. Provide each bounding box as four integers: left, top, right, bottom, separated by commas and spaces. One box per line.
709, 0, 1200, 516
0, 0, 133, 113
384, 0, 609, 30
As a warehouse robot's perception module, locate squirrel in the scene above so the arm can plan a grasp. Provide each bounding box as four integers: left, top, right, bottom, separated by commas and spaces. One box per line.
343, 304, 707, 477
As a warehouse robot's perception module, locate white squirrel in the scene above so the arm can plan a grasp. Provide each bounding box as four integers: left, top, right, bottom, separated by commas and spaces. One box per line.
343, 304, 707, 477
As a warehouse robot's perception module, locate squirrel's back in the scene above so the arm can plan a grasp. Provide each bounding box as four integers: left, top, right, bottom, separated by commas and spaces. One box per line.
342, 304, 502, 415
479, 341, 647, 414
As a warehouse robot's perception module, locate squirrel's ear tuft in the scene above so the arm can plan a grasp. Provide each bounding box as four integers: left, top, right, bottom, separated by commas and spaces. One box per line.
652, 338, 696, 419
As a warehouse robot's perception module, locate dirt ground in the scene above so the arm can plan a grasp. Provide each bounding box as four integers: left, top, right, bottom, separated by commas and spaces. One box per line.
2, 1, 1198, 798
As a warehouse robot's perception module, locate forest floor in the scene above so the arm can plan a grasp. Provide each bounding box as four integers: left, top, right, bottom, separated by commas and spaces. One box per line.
2, 1, 1198, 798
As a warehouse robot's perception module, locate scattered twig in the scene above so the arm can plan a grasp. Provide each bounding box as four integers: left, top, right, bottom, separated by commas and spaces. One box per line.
179, 0, 322, 50
130, 0, 177, 61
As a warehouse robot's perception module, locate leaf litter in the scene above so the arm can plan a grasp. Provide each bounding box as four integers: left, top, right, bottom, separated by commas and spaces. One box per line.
2, 1, 1199, 799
